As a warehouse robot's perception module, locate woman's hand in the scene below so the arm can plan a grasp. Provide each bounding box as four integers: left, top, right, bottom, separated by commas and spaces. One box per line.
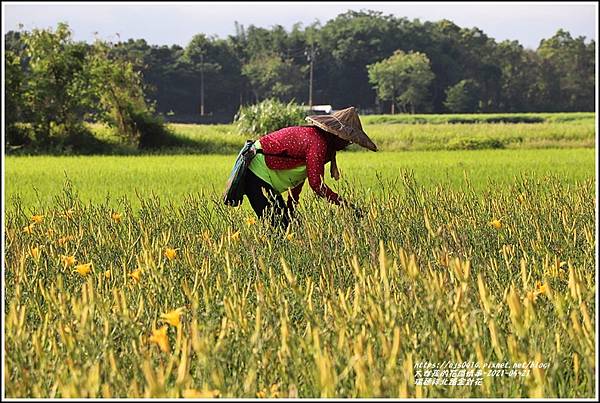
340, 199, 364, 219
351, 205, 364, 219
331, 165, 340, 181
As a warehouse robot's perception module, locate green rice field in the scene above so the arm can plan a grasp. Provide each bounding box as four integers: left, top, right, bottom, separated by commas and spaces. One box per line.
4, 148, 596, 211
3, 114, 597, 398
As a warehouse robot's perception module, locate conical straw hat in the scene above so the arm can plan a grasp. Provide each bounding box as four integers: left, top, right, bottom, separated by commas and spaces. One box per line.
306, 107, 378, 151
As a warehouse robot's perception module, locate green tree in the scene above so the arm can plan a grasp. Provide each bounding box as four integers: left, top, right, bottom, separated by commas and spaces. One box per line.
231, 22, 310, 105
418, 20, 466, 113
5, 48, 25, 126
184, 34, 223, 115
141, 44, 188, 114
444, 79, 480, 112
242, 53, 307, 102
368, 50, 434, 114
492, 40, 544, 112
4, 30, 27, 129
318, 10, 404, 109
87, 40, 161, 147
367, 54, 401, 113
538, 29, 595, 111
5, 48, 29, 147
529, 54, 561, 112
19, 22, 92, 145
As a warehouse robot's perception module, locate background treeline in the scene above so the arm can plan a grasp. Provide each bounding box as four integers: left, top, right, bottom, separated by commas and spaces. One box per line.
5, 9, 596, 127
5, 23, 179, 152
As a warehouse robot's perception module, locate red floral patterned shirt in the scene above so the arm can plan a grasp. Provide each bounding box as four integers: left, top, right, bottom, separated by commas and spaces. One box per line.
259, 126, 341, 206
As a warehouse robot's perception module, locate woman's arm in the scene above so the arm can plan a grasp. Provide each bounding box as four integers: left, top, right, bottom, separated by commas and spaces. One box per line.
305, 138, 342, 205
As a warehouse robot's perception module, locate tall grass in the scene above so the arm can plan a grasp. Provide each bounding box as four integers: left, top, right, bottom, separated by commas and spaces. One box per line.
8, 113, 593, 155
234, 99, 307, 137
166, 118, 596, 154
4, 173, 595, 397
361, 122, 596, 151
361, 112, 595, 125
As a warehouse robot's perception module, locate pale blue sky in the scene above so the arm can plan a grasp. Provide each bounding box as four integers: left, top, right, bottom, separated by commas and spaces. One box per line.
3, 2, 597, 49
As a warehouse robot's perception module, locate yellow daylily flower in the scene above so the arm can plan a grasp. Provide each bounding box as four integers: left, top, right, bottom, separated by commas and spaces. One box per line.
182, 388, 220, 398
23, 223, 35, 234
160, 307, 185, 328
30, 246, 41, 260
164, 247, 177, 261
111, 211, 122, 223
149, 325, 170, 353
57, 235, 74, 246
62, 255, 76, 268
31, 214, 44, 224
256, 384, 280, 398
129, 268, 143, 283
63, 208, 75, 219
246, 217, 256, 226
270, 383, 280, 398
490, 219, 502, 229
535, 281, 548, 296
74, 263, 92, 277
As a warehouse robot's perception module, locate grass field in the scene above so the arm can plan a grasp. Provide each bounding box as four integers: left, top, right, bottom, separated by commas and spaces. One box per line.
359, 112, 595, 125
4, 167, 596, 398
8, 112, 591, 156
4, 148, 596, 211
167, 118, 596, 154
172, 112, 595, 150
3, 113, 597, 398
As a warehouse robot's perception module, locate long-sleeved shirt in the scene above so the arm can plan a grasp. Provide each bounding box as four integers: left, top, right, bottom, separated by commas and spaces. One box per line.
258, 126, 341, 206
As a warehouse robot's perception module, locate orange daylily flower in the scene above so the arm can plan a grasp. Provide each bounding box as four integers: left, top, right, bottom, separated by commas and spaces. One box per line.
149, 325, 170, 353
74, 263, 92, 277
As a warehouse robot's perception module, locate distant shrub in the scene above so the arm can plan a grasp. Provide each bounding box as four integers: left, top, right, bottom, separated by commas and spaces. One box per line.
234, 99, 307, 137
447, 117, 480, 124
548, 114, 589, 123
5, 123, 34, 148
361, 112, 598, 125
447, 116, 545, 124
135, 111, 179, 149
446, 136, 505, 150
61, 124, 113, 155
444, 79, 480, 113
5, 122, 113, 155
484, 116, 544, 124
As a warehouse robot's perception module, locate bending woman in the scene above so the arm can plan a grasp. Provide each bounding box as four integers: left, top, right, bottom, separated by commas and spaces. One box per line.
242, 107, 378, 228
